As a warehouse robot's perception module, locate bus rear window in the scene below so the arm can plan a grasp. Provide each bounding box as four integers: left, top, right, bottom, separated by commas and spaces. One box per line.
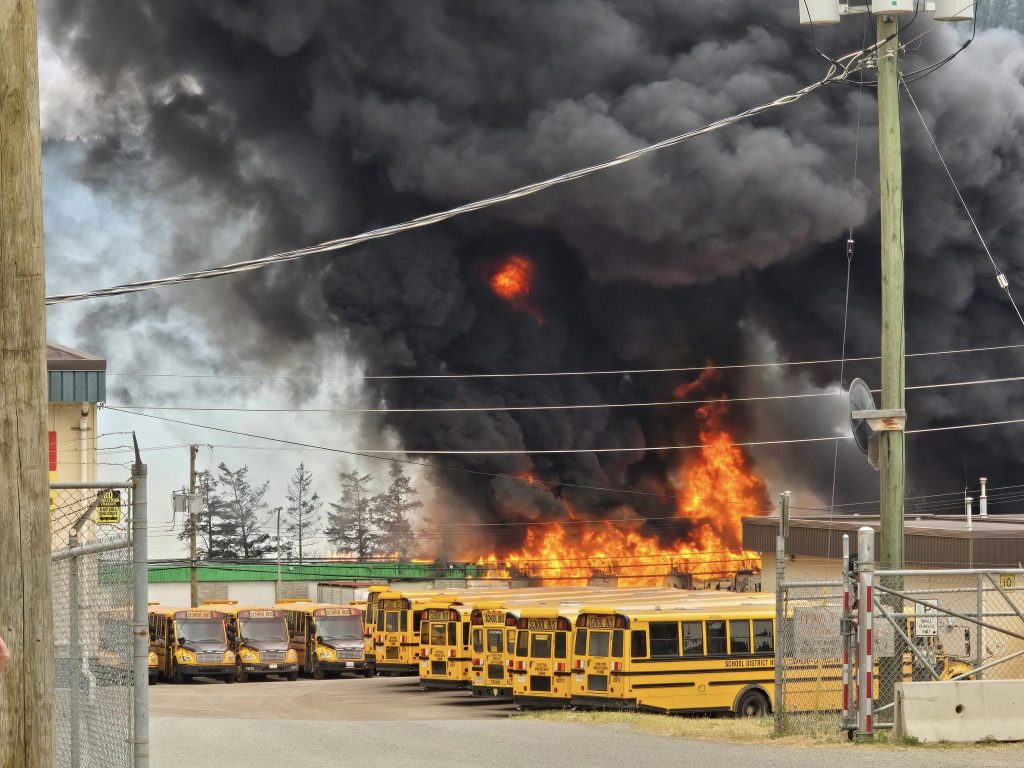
588, 631, 610, 657
531, 633, 552, 659
649, 622, 679, 658
682, 622, 703, 656
754, 620, 774, 654
574, 629, 587, 656
707, 621, 727, 656
729, 620, 751, 655
384, 612, 398, 633
487, 629, 503, 653
447, 622, 457, 646
421, 624, 429, 645
631, 630, 647, 658
516, 631, 528, 657
430, 624, 446, 645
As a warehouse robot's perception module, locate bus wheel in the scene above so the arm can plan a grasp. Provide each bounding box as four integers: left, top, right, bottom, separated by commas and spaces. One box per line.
172, 665, 185, 685
223, 674, 235, 684
236, 664, 248, 684
363, 668, 373, 679
312, 661, 325, 681
735, 689, 770, 718
287, 670, 299, 682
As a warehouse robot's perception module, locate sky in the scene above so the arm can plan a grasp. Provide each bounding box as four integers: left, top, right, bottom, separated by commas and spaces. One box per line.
36, 2, 1024, 560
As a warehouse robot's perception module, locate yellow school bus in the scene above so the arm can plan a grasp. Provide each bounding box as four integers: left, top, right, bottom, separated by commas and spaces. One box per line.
570, 602, 781, 715
148, 606, 235, 683
374, 592, 460, 674
362, 586, 395, 675
202, 603, 299, 681
275, 601, 370, 678
469, 601, 521, 700
418, 600, 474, 690
511, 607, 578, 707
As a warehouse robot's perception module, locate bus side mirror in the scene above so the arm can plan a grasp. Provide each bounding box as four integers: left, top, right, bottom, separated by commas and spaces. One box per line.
178, 637, 186, 646
317, 636, 324, 644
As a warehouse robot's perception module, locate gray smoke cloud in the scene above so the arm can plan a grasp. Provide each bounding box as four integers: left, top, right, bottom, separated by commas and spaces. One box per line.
39, 0, 1024, 554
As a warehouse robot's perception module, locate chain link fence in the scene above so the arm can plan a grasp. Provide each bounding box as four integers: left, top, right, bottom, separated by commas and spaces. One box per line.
775, 581, 846, 737
51, 482, 138, 768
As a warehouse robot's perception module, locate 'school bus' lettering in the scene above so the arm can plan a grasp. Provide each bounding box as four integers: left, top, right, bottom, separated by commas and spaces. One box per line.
176, 610, 219, 620
526, 619, 558, 631
580, 616, 616, 629
483, 611, 505, 624
314, 607, 358, 617
240, 609, 279, 619
379, 599, 406, 611
425, 610, 452, 622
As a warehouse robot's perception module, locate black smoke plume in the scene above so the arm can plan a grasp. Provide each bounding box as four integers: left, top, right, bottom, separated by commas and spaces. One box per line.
40, 1, 1024, 554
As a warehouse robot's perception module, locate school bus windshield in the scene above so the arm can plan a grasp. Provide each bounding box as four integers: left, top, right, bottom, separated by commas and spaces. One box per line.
239, 617, 288, 642
316, 616, 362, 642
176, 619, 225, 644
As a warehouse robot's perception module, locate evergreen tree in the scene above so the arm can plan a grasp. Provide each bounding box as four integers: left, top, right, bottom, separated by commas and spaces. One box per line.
372, 462, 421, 558
177, 469, 236, 559
216, 463, 276, 559
325, 470, 379, 560
284, 463, 322, 563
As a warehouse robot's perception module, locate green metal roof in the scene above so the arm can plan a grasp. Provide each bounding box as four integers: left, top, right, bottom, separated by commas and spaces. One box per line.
148, 562, 484, 583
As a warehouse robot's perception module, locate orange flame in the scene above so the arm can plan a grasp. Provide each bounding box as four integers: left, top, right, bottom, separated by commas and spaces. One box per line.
490, 255, 533, 301
476, 378, 765, 586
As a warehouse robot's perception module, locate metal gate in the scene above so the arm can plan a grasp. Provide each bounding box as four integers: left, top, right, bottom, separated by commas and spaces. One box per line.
50, 466, 149, 767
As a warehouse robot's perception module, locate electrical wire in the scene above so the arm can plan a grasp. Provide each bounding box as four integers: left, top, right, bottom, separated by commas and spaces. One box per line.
902, 75, 1024, 331
104, 341, 1024, 381
45, 44, 882, 307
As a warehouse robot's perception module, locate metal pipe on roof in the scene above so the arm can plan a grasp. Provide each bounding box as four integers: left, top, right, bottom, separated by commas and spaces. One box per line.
980, 477, 988, 517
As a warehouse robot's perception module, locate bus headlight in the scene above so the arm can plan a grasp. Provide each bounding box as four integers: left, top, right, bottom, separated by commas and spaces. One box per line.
179, 649, 196, 663
286, 649, 298, 662
240, 649, 259, 663
225, 651, 235, 663
148, 652, 158, 666
318, 647, 336, 661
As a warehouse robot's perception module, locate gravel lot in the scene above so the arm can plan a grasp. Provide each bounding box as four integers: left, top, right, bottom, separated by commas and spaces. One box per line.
151, 676, 1020, 768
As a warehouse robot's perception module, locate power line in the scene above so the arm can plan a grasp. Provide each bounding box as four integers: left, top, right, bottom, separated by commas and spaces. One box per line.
45, 46, 879, 307
102, 341, 1024, 382
100, 373, 1024, 415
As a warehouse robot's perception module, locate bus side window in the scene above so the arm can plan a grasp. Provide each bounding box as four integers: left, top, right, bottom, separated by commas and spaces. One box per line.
649, 622, 679, 658
462, 622, 470, 647
516, 630, 529, 657
402, 611, 410, 633
612, 629, 624, 658
507, 630, 516, 653
682, 621, 704, 656
447, 622, 457, 646
574, 629, 587, 657
555, 632, 567, 659
706, 621, 727, 656
753, 619, 774, 654
630, 630, 647, 658
420, 622, 429, 645
729, 620, 751, 655
473, 628, 484, 653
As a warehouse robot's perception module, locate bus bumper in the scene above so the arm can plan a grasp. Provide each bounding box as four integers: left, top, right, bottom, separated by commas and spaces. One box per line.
512, 694, 570, 709
181, 665, 235, 678
375, 663, 418, 675
571, 695, 636, 711
317, 661, 372, 675
240, 663, 298, 676
419, 677, 470, 690
471, 684, 512, 700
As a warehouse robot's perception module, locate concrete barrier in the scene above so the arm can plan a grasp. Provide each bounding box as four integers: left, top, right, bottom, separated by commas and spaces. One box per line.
895, 680, 1024, 742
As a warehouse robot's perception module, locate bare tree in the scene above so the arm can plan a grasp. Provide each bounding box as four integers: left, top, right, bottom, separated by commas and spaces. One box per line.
284, 463, 322, 563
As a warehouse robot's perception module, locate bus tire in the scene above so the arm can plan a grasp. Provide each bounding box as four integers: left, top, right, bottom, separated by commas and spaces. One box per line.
223, 674, 235, 684
312, 661, 325, 681
363, 668, 373, 679
287, 670, 299, 682
236, 664, 248, 684
735, 688, 770, 718
172, 665, 185, 685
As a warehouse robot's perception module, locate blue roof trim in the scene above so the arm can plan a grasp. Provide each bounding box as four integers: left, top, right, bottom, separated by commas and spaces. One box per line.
49, 371, 106, 403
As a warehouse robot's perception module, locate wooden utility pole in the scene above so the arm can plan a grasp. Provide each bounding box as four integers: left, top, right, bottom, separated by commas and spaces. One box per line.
876, 15, 906, 572
189, 444, 199, 607
0, 0, 56, 765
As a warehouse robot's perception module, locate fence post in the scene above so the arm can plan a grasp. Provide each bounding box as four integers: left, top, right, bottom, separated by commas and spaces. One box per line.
841, 533, 852, 733
131, 463, 149, 768
69, 529, 82, 768
976, 572, 984, 680
855, 526, 874, 741
773, 491, 789, 735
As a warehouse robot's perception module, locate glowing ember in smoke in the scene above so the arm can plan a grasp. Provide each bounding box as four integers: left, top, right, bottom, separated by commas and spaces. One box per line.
476, 373, 765, 586
490, 254, 533, 302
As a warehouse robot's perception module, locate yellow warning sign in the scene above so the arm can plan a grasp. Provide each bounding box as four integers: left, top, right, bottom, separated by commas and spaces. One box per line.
97, 489, 122, 525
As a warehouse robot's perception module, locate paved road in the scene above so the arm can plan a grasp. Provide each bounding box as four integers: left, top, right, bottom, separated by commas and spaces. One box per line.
151, 677, 1018, 768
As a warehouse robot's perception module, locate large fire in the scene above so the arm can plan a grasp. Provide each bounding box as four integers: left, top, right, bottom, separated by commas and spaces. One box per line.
476, 378, 765, 586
